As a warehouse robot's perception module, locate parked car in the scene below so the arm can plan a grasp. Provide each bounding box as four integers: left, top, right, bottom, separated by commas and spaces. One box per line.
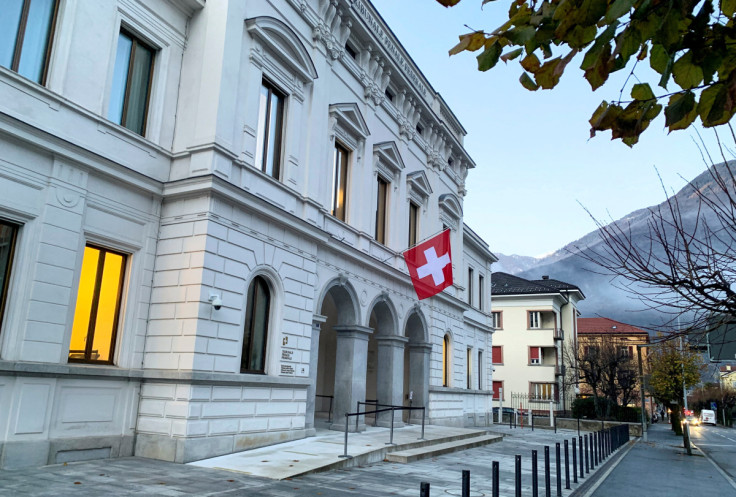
700, 409, 717, 426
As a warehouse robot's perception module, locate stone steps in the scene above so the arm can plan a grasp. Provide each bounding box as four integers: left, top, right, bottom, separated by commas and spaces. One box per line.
385, 433, 503, 464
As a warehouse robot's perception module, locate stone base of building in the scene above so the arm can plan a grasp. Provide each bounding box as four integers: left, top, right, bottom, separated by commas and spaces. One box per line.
0, 435, 135, 470
134, 428, 310, 463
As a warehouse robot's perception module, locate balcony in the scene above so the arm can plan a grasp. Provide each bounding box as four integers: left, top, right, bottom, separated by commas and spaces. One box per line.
554, 327, 564, 340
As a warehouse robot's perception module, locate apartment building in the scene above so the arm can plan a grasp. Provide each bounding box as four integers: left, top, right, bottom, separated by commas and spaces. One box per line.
0, 0, 497, 468
490, 272, 584, 410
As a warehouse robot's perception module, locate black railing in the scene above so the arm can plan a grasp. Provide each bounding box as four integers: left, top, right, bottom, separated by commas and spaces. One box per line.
315, 394, 334, 423
338, 402, 426, 458
418, 424, 630, 496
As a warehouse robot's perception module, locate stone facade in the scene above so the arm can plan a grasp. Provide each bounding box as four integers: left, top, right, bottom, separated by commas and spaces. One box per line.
0, 0, 495, 468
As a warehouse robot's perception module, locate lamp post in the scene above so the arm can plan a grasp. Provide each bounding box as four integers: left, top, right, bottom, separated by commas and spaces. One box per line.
636, 344, 655, 442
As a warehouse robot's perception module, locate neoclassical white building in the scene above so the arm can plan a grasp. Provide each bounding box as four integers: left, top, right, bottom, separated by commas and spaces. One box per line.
0, 0, 496, 468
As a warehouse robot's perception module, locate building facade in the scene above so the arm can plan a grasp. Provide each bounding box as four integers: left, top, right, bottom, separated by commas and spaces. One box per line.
0, 0, 497, 469
490, 273, 583, 411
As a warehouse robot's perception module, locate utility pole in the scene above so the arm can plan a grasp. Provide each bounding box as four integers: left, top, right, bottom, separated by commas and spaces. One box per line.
637, 345, 647, 442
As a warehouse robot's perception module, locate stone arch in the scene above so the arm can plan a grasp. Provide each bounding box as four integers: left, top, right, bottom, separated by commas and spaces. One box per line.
402, 307, 431, 422
365, 292, 398, 336
315, 276, 360, 326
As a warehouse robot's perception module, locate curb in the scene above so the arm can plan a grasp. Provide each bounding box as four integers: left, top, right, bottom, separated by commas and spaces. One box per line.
568, 438, 637, 497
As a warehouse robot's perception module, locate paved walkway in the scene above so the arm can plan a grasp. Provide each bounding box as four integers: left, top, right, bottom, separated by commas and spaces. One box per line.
0, 425, 619, 496
582, 422, 736, 497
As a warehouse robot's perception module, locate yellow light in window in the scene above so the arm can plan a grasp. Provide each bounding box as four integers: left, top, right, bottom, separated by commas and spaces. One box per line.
92, 252, 123, 362
69, 247, 99, 360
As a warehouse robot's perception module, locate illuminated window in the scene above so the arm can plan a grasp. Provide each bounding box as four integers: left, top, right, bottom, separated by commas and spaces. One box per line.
442, 334, 450, 387
375, 175, 388, 244
408, 202, 419, 247
0, 0, 58, 84
0, 221, 19, 335
242, 276, 271, 374
331, 143, 349, 221
531, 382, 556, 401
69, 245, 126, 364
254, 80, 285, 179
107, 30, 155, 136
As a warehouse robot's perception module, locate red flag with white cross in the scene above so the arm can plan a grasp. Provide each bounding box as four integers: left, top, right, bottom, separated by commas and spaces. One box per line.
403, 229, 453, 300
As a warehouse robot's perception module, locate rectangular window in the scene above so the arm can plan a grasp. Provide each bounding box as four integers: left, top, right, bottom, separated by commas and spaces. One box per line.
492, 380, 503, 400
478, 274, 484, 310
492, 346, 503, 364
0, 221, 19, 335
477, 350, 483, 389
69, 245, 126, 364
530, 346, 541, 365
492, 311, 502, 329
254, 80, 285, 179
331, 142, 349, 221
467, 268, 473, 306
375, 176, 388, 244
466, 348, 472, 389
107, 30, 155, 136
0, 0, 58, 84
529, 311, 541, 329
408, 201, 419, 247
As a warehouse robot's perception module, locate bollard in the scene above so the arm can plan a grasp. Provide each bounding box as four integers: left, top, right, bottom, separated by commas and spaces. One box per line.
339, 413, 352, 459
555, 443, 562, 497
584, 434, 589, 474
564, 440, 570, 490
591, 433, 596, 468
532, 449, 539, 497
420, 481, 430, 497
531, 409, 534, 431
577, 416, 580, 436
462, 469, 470, 497
510, 411, 513, 429
492, 461, 500, 497
544, 446, 551, 497
516, 455, 522, 497
554, 416, 557, 434
572, 438, 578, 484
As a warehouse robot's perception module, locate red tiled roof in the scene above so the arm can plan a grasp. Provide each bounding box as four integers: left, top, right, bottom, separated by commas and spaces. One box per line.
578, 317, 649, 336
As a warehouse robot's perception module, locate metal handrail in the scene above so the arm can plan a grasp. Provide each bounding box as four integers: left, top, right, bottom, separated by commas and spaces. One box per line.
338, 403, 426, 459
315, 394, 334, 423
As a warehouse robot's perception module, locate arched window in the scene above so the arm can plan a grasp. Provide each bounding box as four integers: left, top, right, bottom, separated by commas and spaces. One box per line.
242, 276, 271, 374
442, 334, 450, 387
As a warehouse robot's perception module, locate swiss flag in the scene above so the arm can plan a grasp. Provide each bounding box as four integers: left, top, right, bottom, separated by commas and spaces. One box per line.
403, 229, 453, 300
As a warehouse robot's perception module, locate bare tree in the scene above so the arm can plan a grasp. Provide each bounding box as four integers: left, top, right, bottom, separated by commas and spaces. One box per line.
578, 140, 736, 338
566, 335, 640, 419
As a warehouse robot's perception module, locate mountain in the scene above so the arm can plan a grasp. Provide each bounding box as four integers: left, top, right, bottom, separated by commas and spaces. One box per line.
495, 162, 736, 330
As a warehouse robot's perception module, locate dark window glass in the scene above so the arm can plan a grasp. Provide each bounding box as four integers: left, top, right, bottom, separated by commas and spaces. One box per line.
478, 274, 484, 310
375, 176, 387, 243
0, 221, 18, 335
331, 143, 349, 221
0, 0, 57, 84
69, 245, 126, 364
345, 42, 357, 59
384, 87, 394, 101
408, 202, 418, 247
478, 350, 483, 389
467, 268, 473, 305
107, 30, 154, 136
442, 335, 450, 387
254, 80, 285, 179
466, 348, 472, 389
242, 276, 270, 374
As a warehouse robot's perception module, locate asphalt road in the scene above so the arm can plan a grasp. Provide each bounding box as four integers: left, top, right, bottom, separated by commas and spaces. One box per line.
689, 422, 736, 480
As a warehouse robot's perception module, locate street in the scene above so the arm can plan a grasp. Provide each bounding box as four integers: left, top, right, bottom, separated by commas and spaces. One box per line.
689, 422, 736, 481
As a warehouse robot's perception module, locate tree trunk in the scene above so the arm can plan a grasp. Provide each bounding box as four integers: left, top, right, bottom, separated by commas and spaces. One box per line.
670, 407, 682, 436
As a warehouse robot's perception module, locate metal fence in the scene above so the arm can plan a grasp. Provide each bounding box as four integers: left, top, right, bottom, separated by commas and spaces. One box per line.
418, 424, 631, 497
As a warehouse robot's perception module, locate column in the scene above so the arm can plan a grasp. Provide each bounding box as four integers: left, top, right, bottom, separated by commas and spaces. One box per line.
305, 314, 327, 434
331, 325, 373, 432
375, 335, 409, 427
408, 342, 432, 424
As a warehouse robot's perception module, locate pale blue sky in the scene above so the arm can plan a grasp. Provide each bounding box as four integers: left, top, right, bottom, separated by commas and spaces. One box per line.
371, 0, 722, 257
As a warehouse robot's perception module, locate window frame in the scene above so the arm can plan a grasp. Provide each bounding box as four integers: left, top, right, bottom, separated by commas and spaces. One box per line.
442, 334, 451, 387
491, 345, 503, 365
2, 0, 59, 85
254, 78, 286, 179
477, 349, 483, 390
374, 174, 388, 244
241, 275, 272, 375
530, 382, 557, 402
467, 267, 474, 306
108, 28, 156, 136
408, 201, 419, 247
0, 221, 19, 338
529, 346, 542, 365
68, 244, 127, 365
478, 274, 484, 311
491, 311, 503, 329
528, 310, 541, 329
331, 141, 350, 222
492, 380, 504, 401
466, 347, 472, 389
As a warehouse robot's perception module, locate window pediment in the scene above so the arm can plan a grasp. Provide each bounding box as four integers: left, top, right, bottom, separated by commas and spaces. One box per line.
439, 192, 462, 229
329, 103, 370, 152
407, 171, 432, 205
373, 141, 404, 182
246, 17, 318, 83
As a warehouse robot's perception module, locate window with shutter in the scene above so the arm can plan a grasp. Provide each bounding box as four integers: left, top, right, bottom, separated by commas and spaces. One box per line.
530, 346, 541, 364
492, 346, 503, 364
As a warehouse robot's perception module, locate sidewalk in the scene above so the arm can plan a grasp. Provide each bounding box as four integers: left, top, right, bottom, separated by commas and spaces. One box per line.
0, 425, 608, 496
581, 422, 736, 497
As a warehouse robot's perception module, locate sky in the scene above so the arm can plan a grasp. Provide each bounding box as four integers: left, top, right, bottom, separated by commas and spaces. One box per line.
370, 0, 724, 257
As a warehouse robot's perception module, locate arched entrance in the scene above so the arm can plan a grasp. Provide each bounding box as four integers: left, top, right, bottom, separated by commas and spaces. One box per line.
403, 309, 431, 423
311, 279, 371, 432
366, 297, 404, 427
